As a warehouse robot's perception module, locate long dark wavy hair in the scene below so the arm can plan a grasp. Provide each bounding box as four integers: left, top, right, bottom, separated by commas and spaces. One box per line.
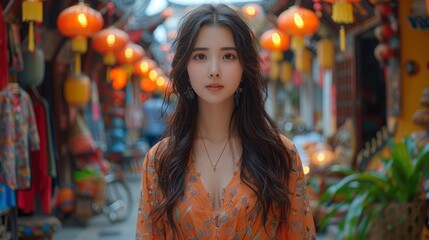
152, 3, 293, 237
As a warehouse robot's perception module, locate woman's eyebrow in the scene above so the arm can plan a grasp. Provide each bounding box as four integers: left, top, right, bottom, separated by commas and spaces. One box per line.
192, 47, 208, 52
192, 47, 237, 52
221, 47, 237, 51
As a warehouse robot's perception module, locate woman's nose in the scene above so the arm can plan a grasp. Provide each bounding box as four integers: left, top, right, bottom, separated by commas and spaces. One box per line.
209, 59, 221, 78
209, 72, 220, 78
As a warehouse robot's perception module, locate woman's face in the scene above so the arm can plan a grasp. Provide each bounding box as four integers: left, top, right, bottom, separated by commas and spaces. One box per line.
187, 25, 243, 107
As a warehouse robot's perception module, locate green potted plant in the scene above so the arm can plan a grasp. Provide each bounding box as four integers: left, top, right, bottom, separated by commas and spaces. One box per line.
318, 136, 429, 240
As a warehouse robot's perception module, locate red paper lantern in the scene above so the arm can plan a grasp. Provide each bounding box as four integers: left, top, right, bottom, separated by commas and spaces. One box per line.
148, 68, 164, 82
92, 27, 129, 65
115, 42, 144, 65
57, 2, 103, 53
277, 6, 319, 50
140, 77, 157, 92
259, 29, 290, 52
133, 58, 157, 77
110, 66, 127, 90
57, 2, 103, 74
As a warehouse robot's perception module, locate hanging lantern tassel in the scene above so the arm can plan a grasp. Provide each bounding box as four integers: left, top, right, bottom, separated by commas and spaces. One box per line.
28, 22, 35, 51
75, 54, 81, 74
340, 26, 346, 52
22, 0, 43, 52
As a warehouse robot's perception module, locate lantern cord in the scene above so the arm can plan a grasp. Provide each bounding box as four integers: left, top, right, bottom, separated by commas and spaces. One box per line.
75, 54, 81, 74
295, 0, 302, 6
340, 25, 346, 52
28, 21, 34, 52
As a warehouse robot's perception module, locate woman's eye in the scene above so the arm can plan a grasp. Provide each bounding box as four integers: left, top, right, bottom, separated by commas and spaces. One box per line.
223, 53, 236, 60
193, 53, 206, 60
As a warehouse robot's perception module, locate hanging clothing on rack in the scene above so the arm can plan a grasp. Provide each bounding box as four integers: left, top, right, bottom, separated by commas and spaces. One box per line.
17, 91, 52, 214
40, 96, 57, 177
0, 83, 40, 190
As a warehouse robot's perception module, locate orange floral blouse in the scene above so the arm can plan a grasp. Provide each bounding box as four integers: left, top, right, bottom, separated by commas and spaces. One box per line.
136, 136, 316, 239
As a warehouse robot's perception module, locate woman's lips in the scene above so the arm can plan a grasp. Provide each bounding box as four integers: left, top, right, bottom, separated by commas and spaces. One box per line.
206, 84, 224, 91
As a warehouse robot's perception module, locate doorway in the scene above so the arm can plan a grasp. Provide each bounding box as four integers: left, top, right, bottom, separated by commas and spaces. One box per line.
356, 29, 387, 144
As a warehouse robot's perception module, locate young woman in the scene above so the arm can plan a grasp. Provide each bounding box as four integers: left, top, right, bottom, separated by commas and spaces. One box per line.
136, 4, 316, 239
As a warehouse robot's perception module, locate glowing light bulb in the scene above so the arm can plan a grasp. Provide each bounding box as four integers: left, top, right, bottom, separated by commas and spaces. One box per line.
107, 34, 116, 47
293, 12, 304, 29
317, 153, 325, 162
149, 69, 158, 81
78, 13, 88, 27
272, 33, 281, 47
156, 76, 165, 87
139, 62, 149, 73
125, 48, 133, 59
246, 6, 256, 16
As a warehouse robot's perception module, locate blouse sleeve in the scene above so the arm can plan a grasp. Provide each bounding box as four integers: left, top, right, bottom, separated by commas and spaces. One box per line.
281, 136, 317, 240
135, 145, 166, 240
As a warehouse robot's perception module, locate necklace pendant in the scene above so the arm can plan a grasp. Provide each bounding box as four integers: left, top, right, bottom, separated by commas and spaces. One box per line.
213, 167, 216, 172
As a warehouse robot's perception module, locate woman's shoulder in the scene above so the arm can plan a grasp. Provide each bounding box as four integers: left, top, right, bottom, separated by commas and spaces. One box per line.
144, 137, 170, 165
278, 134, 302, 165
278, 134, 296, 150
149, 137, 170, 153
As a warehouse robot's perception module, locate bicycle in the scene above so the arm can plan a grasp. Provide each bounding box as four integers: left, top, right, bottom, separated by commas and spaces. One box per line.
73, 166, 133, 225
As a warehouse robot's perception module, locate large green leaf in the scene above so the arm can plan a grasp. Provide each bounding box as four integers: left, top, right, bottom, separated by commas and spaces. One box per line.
342, 192, 369, 239
413, 143, 429, 177
388, 140, 413, 184
318, 202, 349, 229
320, 172, 389, 203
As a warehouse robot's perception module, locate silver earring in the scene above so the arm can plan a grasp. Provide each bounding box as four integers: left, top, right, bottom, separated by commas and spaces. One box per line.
235, 87, 243, 106
185, 86, 195, 100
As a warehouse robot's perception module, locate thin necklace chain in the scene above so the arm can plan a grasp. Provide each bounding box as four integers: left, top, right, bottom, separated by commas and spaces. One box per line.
200, 130, 230, 172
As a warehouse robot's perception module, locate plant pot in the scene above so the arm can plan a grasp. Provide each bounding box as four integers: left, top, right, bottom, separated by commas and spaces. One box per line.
368, 201, 426, 240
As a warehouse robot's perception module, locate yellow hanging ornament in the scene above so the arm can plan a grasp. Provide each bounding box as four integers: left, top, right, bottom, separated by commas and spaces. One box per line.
22, 0, 43, 52
325, 0, 360, 52
332, 1, 354, 24
340, 26, 346, 52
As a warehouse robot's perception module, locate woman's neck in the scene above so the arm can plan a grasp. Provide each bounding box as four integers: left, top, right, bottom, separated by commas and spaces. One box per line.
197, 102, 234, 142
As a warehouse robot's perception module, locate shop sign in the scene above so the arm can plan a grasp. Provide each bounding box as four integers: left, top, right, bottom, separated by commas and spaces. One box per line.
407, 16, 429, 30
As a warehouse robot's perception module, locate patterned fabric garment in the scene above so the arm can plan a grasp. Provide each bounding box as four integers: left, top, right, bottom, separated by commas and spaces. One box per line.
0, 85, 40, 189
136, 136, 316, 240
